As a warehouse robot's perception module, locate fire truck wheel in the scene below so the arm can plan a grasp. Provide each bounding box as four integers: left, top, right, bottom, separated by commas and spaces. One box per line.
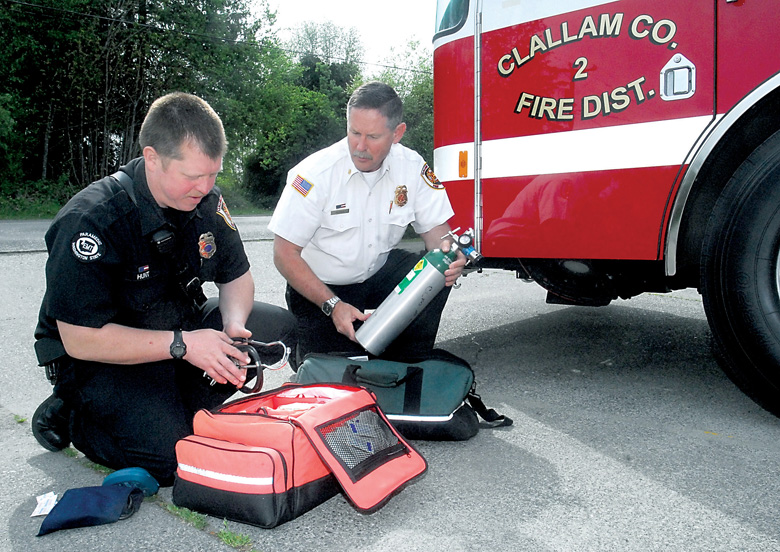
701, 129, 780, 416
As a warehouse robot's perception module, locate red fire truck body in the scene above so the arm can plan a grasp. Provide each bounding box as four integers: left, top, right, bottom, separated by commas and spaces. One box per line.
432, 0, 780, 414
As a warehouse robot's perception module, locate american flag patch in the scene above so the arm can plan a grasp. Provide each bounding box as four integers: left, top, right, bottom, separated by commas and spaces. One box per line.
292, 175, 313, 197
136, 265, 150, 280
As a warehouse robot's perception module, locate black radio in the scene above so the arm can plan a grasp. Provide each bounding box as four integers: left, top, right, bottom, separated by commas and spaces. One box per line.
151, 228, 206, 309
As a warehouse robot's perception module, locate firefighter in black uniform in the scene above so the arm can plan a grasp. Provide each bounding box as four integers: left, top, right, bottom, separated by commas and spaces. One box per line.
32, 92, 297, 486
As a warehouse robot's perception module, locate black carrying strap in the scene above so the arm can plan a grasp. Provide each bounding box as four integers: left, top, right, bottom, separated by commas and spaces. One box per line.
342, 364, 424, 414
110, 170, 137, 204
466, 388, 513, 428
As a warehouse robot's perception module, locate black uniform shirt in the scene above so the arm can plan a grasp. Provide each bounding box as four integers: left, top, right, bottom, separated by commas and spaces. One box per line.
36, 157, 250, 343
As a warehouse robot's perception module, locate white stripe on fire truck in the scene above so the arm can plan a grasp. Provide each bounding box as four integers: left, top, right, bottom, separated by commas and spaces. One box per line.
433, 115, 716, 182
178, 463, 273, 486
482, 0, 620, 34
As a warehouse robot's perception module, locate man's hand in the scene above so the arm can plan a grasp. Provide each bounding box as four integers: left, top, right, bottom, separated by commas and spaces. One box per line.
420, 223, 467, 286
223, 320, 251, 342
441, 240, 467, 286
331, 301, 370, 342
182, 329, 250, 387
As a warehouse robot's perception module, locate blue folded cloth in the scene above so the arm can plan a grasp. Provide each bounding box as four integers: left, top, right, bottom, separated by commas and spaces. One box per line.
37, 467, 159, 536
37, 485, 143, 536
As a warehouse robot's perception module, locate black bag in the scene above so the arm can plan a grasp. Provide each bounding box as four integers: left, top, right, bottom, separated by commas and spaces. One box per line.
295, 349, 511, 440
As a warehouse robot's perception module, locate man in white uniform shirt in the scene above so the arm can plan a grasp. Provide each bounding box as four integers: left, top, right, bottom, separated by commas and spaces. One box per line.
269, 82, 465, 364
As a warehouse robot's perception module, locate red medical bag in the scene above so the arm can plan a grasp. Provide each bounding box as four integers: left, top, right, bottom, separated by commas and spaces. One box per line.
172, 383, 427, 527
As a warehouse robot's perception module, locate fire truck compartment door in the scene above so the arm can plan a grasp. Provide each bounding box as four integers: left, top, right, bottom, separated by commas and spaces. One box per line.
478, 1, 715, 260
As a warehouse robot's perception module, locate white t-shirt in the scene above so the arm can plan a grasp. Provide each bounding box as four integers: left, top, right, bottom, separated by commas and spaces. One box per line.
268, 138, 454, 285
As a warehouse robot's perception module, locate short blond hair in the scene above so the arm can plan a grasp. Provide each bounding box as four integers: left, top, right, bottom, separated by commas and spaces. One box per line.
139, 92, 227, 161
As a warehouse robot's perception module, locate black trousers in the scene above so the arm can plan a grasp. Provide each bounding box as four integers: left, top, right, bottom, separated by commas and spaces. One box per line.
286, 248, 451, 363
55, 299, 297, 486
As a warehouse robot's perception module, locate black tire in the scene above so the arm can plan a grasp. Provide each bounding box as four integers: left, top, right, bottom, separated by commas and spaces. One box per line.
701, 129, 780, 415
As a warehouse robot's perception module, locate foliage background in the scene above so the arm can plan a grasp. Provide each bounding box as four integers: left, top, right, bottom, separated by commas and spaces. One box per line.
0, 0, 434, 217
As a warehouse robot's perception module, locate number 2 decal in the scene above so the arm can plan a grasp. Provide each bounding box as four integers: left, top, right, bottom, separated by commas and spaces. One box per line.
573, 57, 589, 81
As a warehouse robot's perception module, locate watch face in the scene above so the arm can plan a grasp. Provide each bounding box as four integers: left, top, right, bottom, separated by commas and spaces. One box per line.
171, 331, 187, 359
322, 297, 339, 316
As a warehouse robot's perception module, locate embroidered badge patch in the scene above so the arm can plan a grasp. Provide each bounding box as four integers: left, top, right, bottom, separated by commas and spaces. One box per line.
199, 232, 216, 259
394, 185, 408, 207
421, 163, 445, 190
71, 231, 104, 262
216, 195, 237, 231
292, 175, 313, 197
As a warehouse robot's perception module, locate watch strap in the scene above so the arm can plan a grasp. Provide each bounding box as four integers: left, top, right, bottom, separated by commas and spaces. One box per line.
322, 296, 341, 317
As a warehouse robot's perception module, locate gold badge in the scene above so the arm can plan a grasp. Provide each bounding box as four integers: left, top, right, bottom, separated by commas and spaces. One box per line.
199, 232, 216, 259
394, 185, 408, 207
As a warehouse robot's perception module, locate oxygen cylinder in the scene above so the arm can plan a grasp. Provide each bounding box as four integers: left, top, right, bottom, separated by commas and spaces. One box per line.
355, 247, 458, 356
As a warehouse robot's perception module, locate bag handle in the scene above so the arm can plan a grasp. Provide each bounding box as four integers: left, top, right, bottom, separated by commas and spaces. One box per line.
466, 390, 513, 428
342, 364, 424, 414
341, 364, 421, 387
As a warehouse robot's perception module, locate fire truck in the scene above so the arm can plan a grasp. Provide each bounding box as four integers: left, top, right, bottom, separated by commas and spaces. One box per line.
432, 0, 780, 416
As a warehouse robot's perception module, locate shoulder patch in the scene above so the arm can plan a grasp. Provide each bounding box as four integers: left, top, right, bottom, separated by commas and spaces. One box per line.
216, 195, 237, 231
421, 164, 445, 190
292, 175, 314, 197
71, 231, 104, 262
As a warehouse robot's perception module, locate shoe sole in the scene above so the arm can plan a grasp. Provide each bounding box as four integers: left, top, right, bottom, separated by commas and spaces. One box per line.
32, 397, 70, 452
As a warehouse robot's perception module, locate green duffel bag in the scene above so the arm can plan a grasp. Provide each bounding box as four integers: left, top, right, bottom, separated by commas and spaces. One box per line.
295, 349, 511, 441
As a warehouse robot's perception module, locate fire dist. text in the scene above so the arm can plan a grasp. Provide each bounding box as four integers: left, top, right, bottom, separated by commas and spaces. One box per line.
514, 76, 651, 120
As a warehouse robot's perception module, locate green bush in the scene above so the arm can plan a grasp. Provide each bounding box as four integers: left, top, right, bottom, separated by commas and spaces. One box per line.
0, 175, 77, 219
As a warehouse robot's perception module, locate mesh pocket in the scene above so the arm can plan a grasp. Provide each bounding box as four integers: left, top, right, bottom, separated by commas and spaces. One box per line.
317, 407, 407, 482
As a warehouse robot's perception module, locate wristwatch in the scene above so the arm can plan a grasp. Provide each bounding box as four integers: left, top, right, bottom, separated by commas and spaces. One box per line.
170, 329, 187, 360
321, 296, 341, 317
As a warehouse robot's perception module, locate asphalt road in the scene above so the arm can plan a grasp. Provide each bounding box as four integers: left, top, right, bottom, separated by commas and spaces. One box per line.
2, 216, 779, 551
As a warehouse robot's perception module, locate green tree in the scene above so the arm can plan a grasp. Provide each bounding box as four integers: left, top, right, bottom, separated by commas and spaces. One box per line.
241, 20, 364, 203
375, 41, 434, 166
244, 83, 343, 204
0, 0, 279, 191
289, 20, 363, 130
288, 20, 362, 65
0, 2, 435, 216
0, 94, 22, 187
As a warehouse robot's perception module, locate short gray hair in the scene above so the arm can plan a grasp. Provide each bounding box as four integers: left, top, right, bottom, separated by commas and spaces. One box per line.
347, 82, 403, 129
